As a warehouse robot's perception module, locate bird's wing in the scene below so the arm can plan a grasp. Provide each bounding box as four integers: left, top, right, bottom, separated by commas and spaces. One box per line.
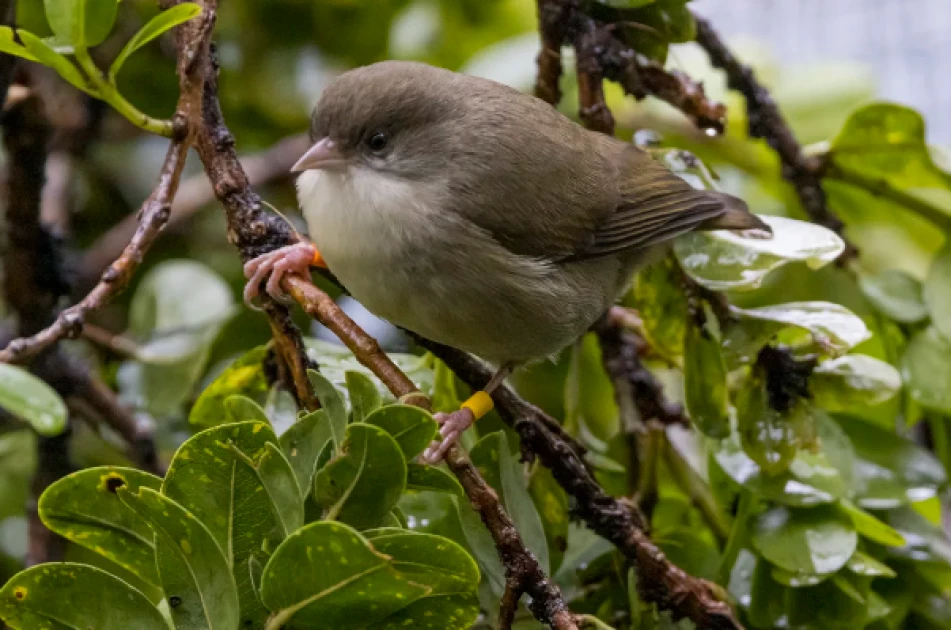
566, 144, 764, 261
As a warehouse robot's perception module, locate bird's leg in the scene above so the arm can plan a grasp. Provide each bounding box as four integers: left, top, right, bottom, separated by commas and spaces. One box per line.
420, 361, 518, 464
243, 240, 327, 308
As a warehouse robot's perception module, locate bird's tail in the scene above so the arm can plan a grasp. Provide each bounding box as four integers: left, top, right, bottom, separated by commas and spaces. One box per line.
698, 192, 772, 234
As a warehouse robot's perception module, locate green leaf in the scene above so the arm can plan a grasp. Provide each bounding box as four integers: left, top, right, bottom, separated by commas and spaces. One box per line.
0, 364, 67, 436
811, 354, 902, 411
38, 466, 162, 586
628, 256, 687, 364
924, 243, 951, 343
347, 370, 382, 424
314, 422, 407, 529
407, 462, 463, 494
469, 432, 550, 574
0, 563, 167, 629
752, 504, 857, 574
162, 421, 281, 627
835, 414, 946, 509
280, 409, 334, 493
879, 504, 951, 566
109, 3, 201, 79
846, 550, 897, 577
730, 301, 871, 357
770, 566, 828, 588
260, 521, 429, 629
231, 442, 304, 535
858, 269, 929, 324
363, 529, 479, 630
838, 500, 906, 547
0, 27, 38, 61
529, 464, 570, 574
224, 394, 269, 424
901, 326, 951, 414
364, 404, 438, 461
309, 369, 348, 452
190, 345, 268, 428
125, 260, 236, 416
830, 103, 951, 225
674, 215, 844, 291
119, 487, 239, 630
713, 432, 846, 507
734, 375, 803, 475
683, 312, 729, 438
44, 0, 118, 47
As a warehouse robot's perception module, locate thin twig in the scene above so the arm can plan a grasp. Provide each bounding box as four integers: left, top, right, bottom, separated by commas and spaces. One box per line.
0, 10, 215, 364
79, 132, 310, 285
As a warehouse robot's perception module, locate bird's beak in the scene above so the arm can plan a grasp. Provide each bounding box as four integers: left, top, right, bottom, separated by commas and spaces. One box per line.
291, 137, 346, 173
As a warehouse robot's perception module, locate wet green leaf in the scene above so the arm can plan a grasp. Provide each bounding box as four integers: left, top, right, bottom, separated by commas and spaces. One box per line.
683, 313, 729, 438
162, 421, 281, 627
190, 345, 268, 428
858, 269, 929, 323
314, 422, 407, 529
924, 243, 951, 343
812, 354, 902, 411
38, 467, 162, 586
752, 504, 857, 574
735, 375, 801, 475
0, 563, 166, 629
730, 301, 871, 357
880, 504, 951, 566
279, 409, 334, 493
363, 529, 479, 630
901, 326, 951, 414
628, 257, 687, 364
838, 500, 906, 547
364, 404, 437, 461
347, 370, 382, 424
835, 414, 946, 509
260, 521, 429, 628
0, 364, 67, 436
120, 487, 239, 630
846, 550, 897, 577
713, 432, 846, 507
674, 215, 844, 291
44, 0, 118, 47
109, 3, 201, 78
309, 369, 348, 452
407, 463, 463, 495
529, 464, 570, 574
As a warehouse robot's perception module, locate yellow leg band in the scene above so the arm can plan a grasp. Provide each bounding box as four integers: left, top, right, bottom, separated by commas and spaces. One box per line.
461, 391, 494, 420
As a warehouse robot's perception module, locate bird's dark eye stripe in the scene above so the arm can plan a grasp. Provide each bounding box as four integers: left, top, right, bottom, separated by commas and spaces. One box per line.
367, 132, 388, 151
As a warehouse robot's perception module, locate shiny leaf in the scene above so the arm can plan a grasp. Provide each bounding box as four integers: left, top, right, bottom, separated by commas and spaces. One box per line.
683, 313, 729, 438
346, 370, 382, 424
812, 354, 902, 410
260, 521, 429, 628
406, 463, 463, 495
279, 409, 334, 493
924, 243, 951, 342
0, 563, 166, 629
730, 301, 871, 357
309, 369, 348, 452
364, 404, 437, 462
44, 0, 118, 47
901, 326, 951, 414
858, 269, 929, 324
38, 467, 162, 586
752, 504, 857, 574
674, 215, 844, 291
109, 3, 201, 78
0, 364, 67, 436
190, 345, 268, 428
314, 422, 407, 529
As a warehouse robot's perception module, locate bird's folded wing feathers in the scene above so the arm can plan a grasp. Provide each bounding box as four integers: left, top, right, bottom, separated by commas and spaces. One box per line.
567, 147, 767, 260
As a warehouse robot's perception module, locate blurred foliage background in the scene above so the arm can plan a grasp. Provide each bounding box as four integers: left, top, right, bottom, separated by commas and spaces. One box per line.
1, 0, 951, 628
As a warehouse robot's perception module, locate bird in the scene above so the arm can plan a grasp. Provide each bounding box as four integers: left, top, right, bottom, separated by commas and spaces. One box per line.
243, 60, 767, 463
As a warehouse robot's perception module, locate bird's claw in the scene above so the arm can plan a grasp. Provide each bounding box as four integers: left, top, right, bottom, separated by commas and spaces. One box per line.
420, 408, 476, 464
243, 242, 318, 310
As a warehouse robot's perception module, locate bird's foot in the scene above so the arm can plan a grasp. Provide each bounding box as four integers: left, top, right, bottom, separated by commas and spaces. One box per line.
243, 241, 321, 309
420, 408, 476, 465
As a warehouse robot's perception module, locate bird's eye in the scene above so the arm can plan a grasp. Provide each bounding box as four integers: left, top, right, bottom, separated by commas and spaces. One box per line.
367, 132, 388, 152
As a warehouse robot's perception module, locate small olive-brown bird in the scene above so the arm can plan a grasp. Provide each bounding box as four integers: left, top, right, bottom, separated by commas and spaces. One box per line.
244, 61, 766, 462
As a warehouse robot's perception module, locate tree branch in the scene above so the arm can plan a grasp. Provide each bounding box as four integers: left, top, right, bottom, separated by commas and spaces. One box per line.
0, 9, 215, 364
692, 14, 855, 259
419, 342, 740, 630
